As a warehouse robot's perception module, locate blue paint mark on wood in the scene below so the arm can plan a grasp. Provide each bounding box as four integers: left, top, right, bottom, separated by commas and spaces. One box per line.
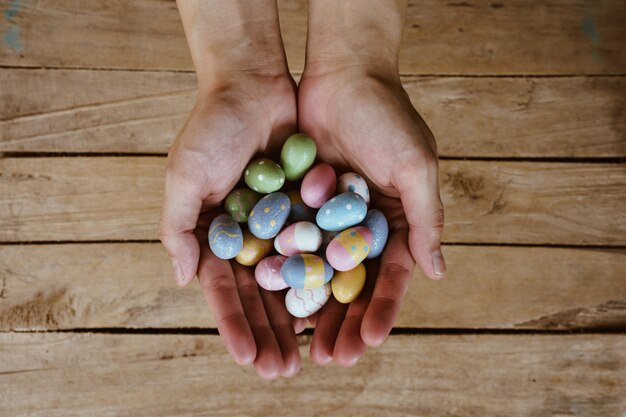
581, 15, 601, 45
4, 0, 20, 21
3, 0, 23, 52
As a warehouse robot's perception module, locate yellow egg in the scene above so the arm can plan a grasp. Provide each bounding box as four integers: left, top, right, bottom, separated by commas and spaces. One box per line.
235, 230, 273, 266
331, 263, 366, 304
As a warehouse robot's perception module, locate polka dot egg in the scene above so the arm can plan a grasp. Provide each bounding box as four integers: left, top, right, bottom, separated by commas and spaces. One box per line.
248, 192, 291, 239
337, 172, 370, 205
244, 158, 285, 194
325, 226, 373, 271
316, 192, 368, 232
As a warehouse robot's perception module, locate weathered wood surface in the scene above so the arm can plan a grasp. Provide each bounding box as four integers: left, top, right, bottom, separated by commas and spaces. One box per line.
0, 243, 624, 331
1, 157, 624, 244
0, 333, 624, 417
2, 69, 625, 157
1, 0, 625, 74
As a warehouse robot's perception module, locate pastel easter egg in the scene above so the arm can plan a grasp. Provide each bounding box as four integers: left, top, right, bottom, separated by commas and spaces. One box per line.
285, 283, 332, 318
275, 221, 322, 256
235, 230, 274, 266
301, 163, 337, 209
224, 188, 262, 223
248, 192, 291, 239
337, 172, 370, 205
316, 192, 368, 232
362, 209, 389, 258
208, 214, 243, 259
280, 133, 317, 181
244, 158, 285, 194
255, 255, 288, 291
287, 189, 317, 223
331, 263, 366, 304
326, 226, 373, 271
281, 254, 334, 289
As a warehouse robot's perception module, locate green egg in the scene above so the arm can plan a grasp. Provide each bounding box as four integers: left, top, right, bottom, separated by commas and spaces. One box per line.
280, 133, 317, 181
244, 158, 285, 194
224, 188, 262, 223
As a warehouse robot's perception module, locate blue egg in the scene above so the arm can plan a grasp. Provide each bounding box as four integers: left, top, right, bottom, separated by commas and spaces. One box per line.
248, 192, 291, 239
316, 192, 367, 232
208, 214, 243, 259
281, 254, 334, 289
361, 209, 388, 258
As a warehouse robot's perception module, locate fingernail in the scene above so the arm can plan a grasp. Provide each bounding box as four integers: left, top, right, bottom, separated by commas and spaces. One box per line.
432, 250, 447, 279
171, 259, 186, 285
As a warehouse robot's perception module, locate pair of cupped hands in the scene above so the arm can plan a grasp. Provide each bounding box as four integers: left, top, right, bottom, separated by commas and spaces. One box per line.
158, 68, 446, 379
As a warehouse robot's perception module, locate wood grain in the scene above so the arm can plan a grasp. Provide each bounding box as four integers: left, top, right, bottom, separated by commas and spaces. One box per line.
0, 333, 624, 416
2, 69, 625, 157
1, 0, 625, 74
0, 243, 624, 331
1, 157, 624, 244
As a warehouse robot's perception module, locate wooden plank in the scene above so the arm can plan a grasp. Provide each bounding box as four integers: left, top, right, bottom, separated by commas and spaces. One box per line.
2, 69, 625, 157
1, 0, 625, 74
1, 157, 625, 244
0, 333, 624, 416
0, 243, 624, 331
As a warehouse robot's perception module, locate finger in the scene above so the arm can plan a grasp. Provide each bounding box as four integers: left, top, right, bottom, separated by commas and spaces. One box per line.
293, 317, 308, 334
232, 262, 285, 380
307, 313, 320, 328
309, 298, 348, 365
361, 229, 415, 347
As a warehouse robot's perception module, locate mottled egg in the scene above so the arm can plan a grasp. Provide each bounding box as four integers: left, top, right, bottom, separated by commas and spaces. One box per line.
337, 172, 370, 205
235, 230, 274, 266
248, 192, 291, 239
255, 255, 288, 291
285, 283, 332, 318
280, 133, 317, 181
316, 192, 368, 231
224, 188, 262, 223
331, 263, 366, 304
274, 221, 322, 256
362, 209, 389, 258
326, 226, 373, 271
281, 254, 334, 289
208, 214, 244, 259
287, 189, 317, 223
244, 158, 285, 194
301, 163, 336, 209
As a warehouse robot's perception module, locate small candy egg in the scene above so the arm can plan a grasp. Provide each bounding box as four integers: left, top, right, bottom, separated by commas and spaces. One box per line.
208, 214, 244, 259
244, 158, 285, 194
316, 192, 368, 231
285, 283, 332, 318
235, 230, 274, 266
280, 133, 317, 181
248, 192, 291, 239
301, 163, 337, 209
255, 255, 288, 291
331, 263, 366, 304
224, 188, 262, 223
274, 221, 322, 256
362, 209, 389, 258
281, 254, 334, 289
326, 226, 373, 271
337, 172, 370, 205
286, 189, 317, 223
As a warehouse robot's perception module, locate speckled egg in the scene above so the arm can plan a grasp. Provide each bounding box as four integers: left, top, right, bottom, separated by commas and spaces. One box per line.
337, 172, 370, 205
286, 189, 317, 223
208, 214, 244, 259
244, 158, 285, 194
224, 188, 262, 223
326, 226, 373, 271
280, 133, 317, 181
255, 255, 288, 291
331, 263, 366, 304
316, 192, 368, 231
281, 254, 334, 289
301, 163, 336, 209
285, 283, 332, 318
235, 230, 274, 266
274, 221, 322, 256
248, 192, 291, 239
362, 209, 389, 258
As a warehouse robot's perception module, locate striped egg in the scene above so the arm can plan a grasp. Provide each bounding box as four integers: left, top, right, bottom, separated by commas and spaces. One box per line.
337, 172, 370, 205
316, 192, 368, 232
362, 209, 389, 258
274, 221, 322, 256
286, 189, 317, 223
326, 226, 373, 271
235, 230, 274, 266
281, 254, 334, 289
224, 188, 262, 223
285, 283, 332, 318
208, 214, 243, 260
301, 163, 337, 208
248, 192, 290, 239
255, 255, 288, 291
331, 263, 366, 304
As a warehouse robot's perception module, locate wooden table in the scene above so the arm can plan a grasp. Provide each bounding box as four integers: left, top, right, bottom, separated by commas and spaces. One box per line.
1, 1, 625, 415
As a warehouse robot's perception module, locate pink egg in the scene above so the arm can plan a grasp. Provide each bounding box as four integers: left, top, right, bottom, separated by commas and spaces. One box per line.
300, 163, 336, 209
274, 221, 322, 256
255, 255, 288, 291
326, 226, 373, 271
